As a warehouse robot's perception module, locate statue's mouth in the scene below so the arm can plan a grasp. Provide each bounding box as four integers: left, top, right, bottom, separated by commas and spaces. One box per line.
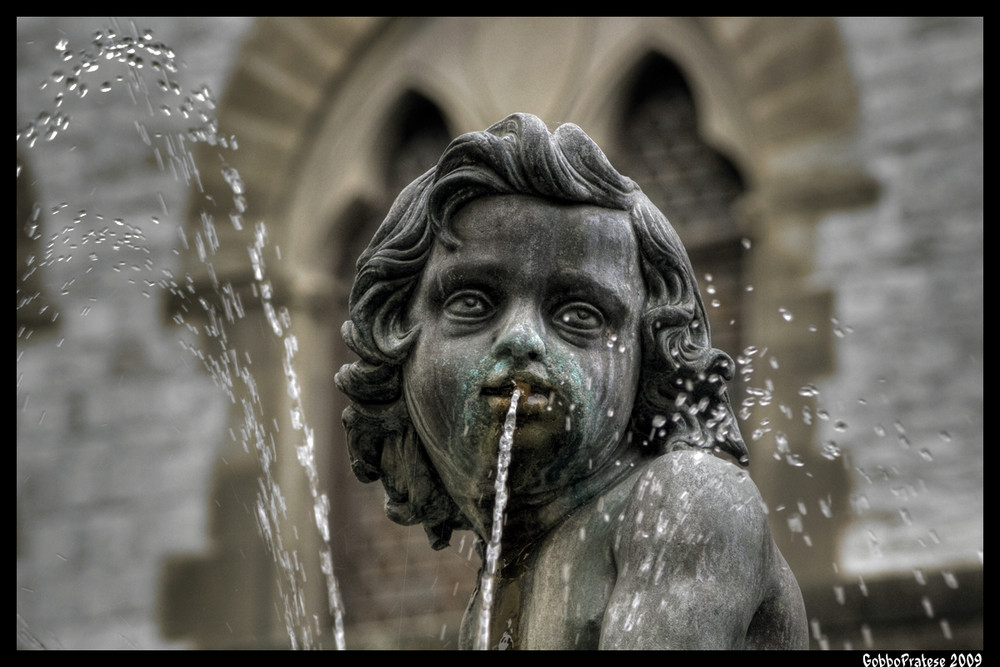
480, 373, 562, 419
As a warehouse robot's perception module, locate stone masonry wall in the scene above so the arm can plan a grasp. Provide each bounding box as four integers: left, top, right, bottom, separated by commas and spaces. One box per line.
17, 17, 254, 649
814, 17, 982, 576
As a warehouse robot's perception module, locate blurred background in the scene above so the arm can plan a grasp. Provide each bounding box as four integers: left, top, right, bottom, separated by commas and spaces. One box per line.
17, 17, 982, 649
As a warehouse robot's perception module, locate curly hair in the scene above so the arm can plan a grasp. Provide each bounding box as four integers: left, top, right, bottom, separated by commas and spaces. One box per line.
335, 113, 746, 549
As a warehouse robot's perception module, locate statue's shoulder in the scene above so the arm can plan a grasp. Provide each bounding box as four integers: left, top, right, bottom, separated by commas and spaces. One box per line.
615, 448, 770, 551
605, 449, 805, 649
630, 447, 762, 498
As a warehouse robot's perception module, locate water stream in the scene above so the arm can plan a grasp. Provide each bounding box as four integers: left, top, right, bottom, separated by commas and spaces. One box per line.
475, 388, 521, 650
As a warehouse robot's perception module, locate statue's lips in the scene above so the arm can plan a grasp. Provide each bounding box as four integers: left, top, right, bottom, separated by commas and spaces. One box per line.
480, 377, 563, 420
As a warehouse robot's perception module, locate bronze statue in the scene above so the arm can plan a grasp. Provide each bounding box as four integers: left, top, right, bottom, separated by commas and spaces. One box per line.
336, 113, 807, 649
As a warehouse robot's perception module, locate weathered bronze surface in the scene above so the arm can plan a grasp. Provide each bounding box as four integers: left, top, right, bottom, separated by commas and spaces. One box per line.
336, 113, 807, 649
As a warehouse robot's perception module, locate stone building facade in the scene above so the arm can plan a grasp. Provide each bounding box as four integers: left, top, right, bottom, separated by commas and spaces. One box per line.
17, 17, 982, 649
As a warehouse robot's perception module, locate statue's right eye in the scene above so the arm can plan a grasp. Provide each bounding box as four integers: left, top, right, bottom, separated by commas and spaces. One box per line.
443, 290, 493, 321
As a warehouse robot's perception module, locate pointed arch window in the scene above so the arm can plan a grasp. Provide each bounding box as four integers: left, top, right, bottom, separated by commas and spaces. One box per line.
617, 54, 748, 364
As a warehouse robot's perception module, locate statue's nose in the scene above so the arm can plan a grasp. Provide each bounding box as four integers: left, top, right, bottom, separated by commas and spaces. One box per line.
491, 307, 546, 362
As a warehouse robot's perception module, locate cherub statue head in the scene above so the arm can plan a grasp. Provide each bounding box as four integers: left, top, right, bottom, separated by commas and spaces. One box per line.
336, 113, 746, 550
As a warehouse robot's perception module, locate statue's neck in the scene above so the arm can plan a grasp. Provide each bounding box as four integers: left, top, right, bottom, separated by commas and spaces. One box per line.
479, 441, 646, 554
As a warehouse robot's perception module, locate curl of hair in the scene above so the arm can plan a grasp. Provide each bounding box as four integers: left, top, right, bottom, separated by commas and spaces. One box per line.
628, 198, 748, 463
336, 113, 747, 548
335, 170, 467, 548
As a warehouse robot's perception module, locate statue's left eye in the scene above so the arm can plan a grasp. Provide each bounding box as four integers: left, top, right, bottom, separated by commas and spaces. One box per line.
553, 302, 604, 332
443, 290, 493, 321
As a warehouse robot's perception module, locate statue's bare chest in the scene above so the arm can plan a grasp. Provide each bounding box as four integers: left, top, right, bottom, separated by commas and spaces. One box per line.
467, 486, 632, 650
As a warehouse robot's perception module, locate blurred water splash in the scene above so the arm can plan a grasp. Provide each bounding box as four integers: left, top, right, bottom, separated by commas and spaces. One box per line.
17, 18, 344, 650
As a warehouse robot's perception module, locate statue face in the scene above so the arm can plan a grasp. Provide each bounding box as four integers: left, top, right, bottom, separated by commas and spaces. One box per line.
403, 195, 645, 531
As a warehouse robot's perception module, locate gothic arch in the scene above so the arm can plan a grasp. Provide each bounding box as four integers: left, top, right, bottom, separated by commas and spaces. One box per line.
183, 17, 873, 280
324, 91, 451, 285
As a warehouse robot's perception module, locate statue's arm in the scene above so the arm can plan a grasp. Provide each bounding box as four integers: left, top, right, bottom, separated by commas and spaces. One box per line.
600, 450, 772, 649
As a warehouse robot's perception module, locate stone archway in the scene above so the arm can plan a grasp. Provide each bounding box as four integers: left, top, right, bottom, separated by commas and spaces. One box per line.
171, 16, 878, 648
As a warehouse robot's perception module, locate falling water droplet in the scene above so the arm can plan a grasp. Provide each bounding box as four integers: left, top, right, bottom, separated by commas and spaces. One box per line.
799, 384, 819, 398
820, 441, 842, 461
831, 318, 854, 338
819, 496, 832, 518
775, 431, 790, 454
921, 596, 934, 618
867, 529, 882, 557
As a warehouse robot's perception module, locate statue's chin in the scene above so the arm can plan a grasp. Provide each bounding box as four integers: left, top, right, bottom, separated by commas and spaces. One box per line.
419, 392, 630, 538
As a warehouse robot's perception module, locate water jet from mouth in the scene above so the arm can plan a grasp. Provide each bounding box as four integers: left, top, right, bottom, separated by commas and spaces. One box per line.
475, 387, 520, 650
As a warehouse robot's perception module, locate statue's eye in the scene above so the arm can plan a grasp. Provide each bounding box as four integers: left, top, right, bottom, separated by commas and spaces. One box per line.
553, 302, 604, 333
443, 290, 493, 321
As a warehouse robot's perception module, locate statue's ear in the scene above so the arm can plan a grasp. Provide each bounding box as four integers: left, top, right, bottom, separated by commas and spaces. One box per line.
371, 288, 419, 360
343, 282, 420, 367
